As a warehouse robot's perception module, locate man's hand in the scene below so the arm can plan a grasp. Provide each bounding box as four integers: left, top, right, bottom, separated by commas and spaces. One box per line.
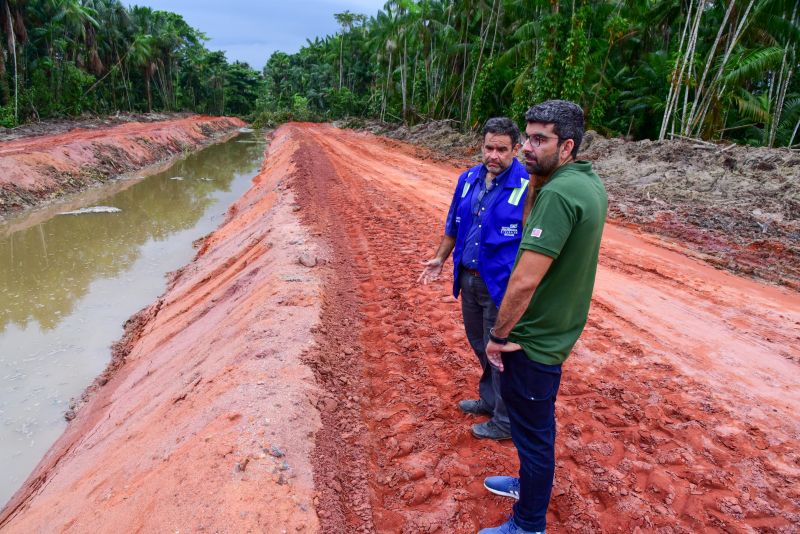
419, 235, 455, 284
418, 258, 444, 284
485, 340, 522, 372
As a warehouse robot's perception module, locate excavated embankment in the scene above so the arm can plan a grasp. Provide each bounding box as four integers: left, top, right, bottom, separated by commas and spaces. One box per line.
0, 128, 326, 532
0, 115, 246, 218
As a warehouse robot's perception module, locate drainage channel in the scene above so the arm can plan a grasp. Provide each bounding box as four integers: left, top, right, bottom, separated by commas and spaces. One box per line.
0, 131, 266, 506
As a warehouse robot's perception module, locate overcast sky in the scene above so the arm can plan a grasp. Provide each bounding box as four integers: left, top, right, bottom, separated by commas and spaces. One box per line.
123, 1, 387, 71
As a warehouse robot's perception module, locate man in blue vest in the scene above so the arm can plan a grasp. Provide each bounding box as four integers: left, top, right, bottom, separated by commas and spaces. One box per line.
419, 117, 529, 441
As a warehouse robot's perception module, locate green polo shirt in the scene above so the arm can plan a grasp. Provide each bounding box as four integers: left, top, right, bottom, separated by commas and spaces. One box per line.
508, 161, 607, 365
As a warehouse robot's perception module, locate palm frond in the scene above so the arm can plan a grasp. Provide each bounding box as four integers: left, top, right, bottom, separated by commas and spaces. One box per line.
732, 88, 771, 123
722, 46, 784, 86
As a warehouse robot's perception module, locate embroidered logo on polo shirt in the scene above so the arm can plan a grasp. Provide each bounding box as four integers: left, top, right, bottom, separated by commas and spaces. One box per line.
531, 228, 543, 238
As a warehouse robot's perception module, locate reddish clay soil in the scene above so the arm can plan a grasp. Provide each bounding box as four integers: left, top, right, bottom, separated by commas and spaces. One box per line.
291, 124, 800, 533
1, 128, 326, 532
0, 112, 196, 142
0, 115, 245, 217
2, 123, 799, 533
352, 119, 800, 290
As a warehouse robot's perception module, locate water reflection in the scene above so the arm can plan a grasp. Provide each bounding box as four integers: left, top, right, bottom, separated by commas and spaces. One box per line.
0, 132, 265, 506
0, 135, 264, 333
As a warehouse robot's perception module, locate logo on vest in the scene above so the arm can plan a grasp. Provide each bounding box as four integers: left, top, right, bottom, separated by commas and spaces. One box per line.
531, 228, 543, 238
500, 223, 519, 237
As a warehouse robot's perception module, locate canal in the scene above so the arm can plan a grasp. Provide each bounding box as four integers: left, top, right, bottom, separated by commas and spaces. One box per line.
0, 132, 265, 506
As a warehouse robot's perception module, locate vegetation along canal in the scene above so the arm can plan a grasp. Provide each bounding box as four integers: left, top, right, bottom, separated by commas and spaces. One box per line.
0, 132, 265, 506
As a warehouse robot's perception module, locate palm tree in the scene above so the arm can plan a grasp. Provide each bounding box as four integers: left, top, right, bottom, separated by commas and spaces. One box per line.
334, 10, 358, 90
0, 0, 27, 123
127, 31, 156, 111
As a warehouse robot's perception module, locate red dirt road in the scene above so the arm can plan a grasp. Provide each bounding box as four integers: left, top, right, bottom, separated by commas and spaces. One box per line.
292, 123, 800, 533
2, 123, 798, 533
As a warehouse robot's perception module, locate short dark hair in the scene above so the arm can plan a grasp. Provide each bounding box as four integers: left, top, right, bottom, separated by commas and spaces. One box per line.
482, 117, 520, 147
525, 100, 584, 159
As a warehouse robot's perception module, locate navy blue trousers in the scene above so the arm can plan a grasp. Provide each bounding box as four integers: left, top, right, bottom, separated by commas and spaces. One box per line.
500, 350, 562, 532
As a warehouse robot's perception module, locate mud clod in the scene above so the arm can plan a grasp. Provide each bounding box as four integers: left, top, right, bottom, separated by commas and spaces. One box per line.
298, 254, 318, 267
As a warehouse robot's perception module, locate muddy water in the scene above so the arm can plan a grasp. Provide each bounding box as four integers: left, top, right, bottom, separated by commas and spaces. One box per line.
0, 133, 265, 506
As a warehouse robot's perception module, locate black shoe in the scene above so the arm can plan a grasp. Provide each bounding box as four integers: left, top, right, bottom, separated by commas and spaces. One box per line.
471, 420, 512, 440
458, 399, 492, 415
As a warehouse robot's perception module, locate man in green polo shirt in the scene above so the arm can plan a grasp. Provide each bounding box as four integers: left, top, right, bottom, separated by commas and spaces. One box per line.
478, 100, 608, 534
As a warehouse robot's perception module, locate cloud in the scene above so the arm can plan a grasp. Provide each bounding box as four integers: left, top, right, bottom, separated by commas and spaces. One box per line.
124, 0, 386, 70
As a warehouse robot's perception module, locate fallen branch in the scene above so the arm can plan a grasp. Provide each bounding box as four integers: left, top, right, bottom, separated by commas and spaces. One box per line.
668, 133, 716, 146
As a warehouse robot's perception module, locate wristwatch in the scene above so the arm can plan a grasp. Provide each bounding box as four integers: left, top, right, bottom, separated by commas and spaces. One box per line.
489, 327, 508, 345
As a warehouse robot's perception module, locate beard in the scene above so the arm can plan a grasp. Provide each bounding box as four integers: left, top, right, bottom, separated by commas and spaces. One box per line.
483, 160, 505, 174
485, 165, 501, 176
524, 151, 559, 176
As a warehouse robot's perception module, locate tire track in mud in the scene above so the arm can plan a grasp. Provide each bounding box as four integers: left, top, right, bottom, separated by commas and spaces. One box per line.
554, 324, 798, 533
288, 124, 515, 533
287, 133, 374, 532
287, 123, 800, 533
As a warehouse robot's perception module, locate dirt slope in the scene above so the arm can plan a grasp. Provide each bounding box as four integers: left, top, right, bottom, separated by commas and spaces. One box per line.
2, 123, 798, 533
0, 115, 245, 218
0, 129, 325, 533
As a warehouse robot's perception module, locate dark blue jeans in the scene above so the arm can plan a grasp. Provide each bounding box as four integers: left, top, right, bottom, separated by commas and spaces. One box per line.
459, 269, 510, 432
500, 350, 562, 532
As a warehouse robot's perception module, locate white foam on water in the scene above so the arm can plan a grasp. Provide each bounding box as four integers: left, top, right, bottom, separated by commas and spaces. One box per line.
59, 206, 122, 215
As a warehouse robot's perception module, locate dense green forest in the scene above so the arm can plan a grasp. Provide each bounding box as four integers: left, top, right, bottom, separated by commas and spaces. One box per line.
257, 0, 800, 147
0, 0, 261, 126
1, 1, 798, 147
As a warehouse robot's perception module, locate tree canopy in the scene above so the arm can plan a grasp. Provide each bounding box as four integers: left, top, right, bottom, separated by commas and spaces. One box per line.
0, 0, 262, 126
255, 0, 800, 148
2, 1, 798, 148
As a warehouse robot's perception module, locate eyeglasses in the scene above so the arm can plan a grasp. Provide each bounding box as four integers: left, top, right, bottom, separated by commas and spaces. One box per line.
522, 134, 560, 148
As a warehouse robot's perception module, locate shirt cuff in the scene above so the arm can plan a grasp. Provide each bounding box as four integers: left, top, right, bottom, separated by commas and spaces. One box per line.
519, 241, 559, 259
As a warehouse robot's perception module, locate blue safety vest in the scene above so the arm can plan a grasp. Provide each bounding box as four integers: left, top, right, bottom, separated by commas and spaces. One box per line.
445, 159, 530, 307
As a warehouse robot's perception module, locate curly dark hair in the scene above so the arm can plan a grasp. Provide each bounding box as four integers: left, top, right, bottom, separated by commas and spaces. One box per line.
525, 100, 584, 159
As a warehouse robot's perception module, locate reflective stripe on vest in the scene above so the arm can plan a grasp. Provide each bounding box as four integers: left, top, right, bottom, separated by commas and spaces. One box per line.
507, 178, 529, 206
461, 182, 472, 198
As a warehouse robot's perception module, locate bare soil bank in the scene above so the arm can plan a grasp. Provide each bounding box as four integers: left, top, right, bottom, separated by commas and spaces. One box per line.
1, 128, 325, 532
0, 112, 196, 142
581, 133, 800, 290
351, 119, 799, 289
294, 124, 800, 533
2, 123, 798, 533
0, 114, 246, 218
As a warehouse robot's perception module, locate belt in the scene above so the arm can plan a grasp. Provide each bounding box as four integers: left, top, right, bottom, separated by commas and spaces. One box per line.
462, 267, 481, 278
